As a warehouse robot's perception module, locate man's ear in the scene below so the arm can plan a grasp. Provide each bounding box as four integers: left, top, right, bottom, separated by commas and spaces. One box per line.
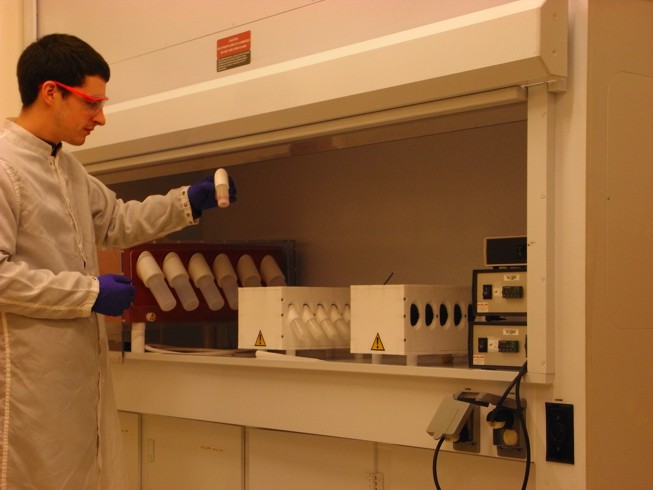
39, 81, 58, 107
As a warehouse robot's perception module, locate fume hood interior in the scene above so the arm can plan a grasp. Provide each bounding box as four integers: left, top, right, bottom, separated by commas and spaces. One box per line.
106, 97, 528, 357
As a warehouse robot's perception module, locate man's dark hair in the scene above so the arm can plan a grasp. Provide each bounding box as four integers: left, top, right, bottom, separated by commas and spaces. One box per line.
17, 33, 110, 107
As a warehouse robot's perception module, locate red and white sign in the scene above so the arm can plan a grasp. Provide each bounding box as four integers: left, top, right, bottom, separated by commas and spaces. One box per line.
217, 31, 251, 72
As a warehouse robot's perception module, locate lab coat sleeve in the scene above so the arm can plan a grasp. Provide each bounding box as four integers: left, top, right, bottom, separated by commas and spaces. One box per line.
0, 163, 98, 319
87, 175, 197, 250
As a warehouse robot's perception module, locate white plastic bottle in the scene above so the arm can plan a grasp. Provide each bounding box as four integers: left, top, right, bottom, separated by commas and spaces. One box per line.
330, 304, 350, 338
136, 251, 177, 311
162, 252, 200, 311
188, 253, 225, 311
302, 305, 325, 341
315, 304, 338, 340
213, 254, 239, 309
287, 304, 307, 341
214, 168, 230, 208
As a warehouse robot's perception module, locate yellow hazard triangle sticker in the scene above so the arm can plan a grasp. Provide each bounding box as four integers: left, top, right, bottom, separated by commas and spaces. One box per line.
371, 333, 385, 351
255, 331, 266, 347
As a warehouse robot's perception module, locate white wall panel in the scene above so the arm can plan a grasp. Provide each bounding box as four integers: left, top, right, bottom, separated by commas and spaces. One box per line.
0, 0, 28, 119
36, 0, 515, 103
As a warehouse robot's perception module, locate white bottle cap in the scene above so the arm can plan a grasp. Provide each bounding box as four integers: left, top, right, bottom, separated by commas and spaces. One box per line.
213, 254, 237, 287
236, 254, 262, 287
259, 255, 287, 286
162, 252, 188, 283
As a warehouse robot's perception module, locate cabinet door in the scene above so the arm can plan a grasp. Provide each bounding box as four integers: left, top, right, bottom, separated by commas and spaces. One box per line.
118, 411, 141, 490
142, 415, 243, 490
247, 428, 374, 490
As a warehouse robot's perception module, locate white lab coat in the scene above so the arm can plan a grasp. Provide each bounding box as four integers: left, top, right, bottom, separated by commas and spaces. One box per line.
0, 119, 196, 489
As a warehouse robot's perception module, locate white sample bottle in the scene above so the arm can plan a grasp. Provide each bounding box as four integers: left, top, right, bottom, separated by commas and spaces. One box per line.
162, 252, 200, 311
259, 255, 287, 286
214, 168, 230, 208
236, 254, 262, 287
302, 305, 325, 341
315, 304, 338, 340
343, 304, 351, 325
213, 254, 239, 309
188, 253, 225, 311
136, 251, 176, 312
330, 304, 350, 338
287, 304, 307, 341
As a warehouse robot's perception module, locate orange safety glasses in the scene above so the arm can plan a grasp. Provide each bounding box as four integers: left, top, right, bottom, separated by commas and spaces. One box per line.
40, 80, 108, 115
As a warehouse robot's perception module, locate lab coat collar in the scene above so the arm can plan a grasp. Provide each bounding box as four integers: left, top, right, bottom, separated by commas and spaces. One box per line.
2, 118, 58, 160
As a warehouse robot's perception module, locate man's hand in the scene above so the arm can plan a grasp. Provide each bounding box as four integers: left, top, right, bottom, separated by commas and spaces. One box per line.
92, 274, 136, 316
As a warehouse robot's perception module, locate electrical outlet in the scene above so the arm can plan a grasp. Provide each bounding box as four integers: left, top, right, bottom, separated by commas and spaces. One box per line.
453, 405, 480, 453
546, 402, 574, 464
488, 404, 527, 459
367, 472, 384, 490
453, 390, 527, 458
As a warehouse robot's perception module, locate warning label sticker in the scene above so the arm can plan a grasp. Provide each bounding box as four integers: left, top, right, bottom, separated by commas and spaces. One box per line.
476, 302, 489, 313
371, 333, 385, 351
473, 354, 485, 365
217, 31, 251, 72
255, 330, 266, 347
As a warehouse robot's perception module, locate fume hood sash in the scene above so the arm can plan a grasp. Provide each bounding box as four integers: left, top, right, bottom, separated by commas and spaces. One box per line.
74, 0, 567, 179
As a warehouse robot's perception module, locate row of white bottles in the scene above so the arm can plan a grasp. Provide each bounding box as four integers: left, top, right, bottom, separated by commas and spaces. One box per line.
286, 303, 351, 342
135, 251, 286, 312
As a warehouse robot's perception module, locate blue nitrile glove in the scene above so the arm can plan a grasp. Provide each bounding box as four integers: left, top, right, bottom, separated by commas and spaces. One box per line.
187, 175, 237, 218
92, 274, 136, 316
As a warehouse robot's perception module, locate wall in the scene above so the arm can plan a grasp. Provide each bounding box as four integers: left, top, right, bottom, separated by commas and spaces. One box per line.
0, 0, 27, 120
585, 0, 653, 488
109, 120, 527, 288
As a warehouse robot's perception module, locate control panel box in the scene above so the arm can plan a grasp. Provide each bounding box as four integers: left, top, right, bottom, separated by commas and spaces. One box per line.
484, 236, 527, 267
472, 268, 527, 317
470, 321, 527, 370
238, 286, 351, 350
349, 284, 470, 358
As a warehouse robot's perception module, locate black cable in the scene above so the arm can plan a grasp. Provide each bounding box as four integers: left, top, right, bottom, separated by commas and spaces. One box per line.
514, 365, 531, 489
431, 362, 530, 489
488, 362, 528, 423
431, 436, 445, 490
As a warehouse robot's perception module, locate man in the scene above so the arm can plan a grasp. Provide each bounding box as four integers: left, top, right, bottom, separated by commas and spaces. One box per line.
0, 34, 232, 488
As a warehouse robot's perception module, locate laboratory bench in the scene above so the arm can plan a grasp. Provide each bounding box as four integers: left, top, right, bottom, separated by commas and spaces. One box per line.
111, 349, 529, 449
111, 348, 537, 489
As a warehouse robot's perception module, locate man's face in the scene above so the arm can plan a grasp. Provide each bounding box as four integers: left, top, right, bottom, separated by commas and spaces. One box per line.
53, 75, 107, 146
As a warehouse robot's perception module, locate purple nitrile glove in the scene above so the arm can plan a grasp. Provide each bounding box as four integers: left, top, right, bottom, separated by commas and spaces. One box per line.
92, 274, 136, 316
187, 175, 237, 218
